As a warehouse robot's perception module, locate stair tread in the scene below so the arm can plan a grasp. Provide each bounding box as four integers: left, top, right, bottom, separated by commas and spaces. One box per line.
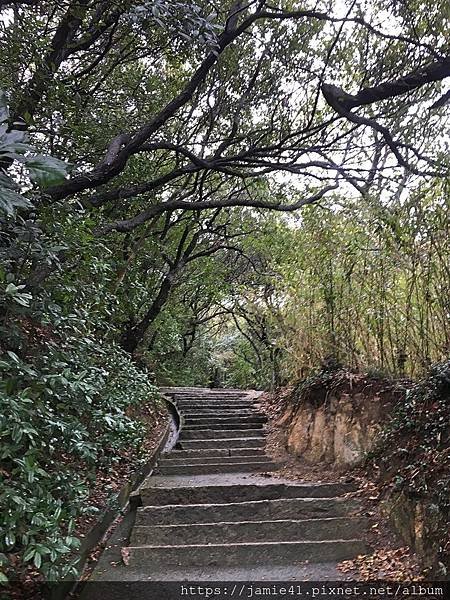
160, 460, 275, 465
179, 436, 266, 441
160, 455, 268, 463
134, 516, 361, 527
137, 496, 356, 509
127, 538, 365, 549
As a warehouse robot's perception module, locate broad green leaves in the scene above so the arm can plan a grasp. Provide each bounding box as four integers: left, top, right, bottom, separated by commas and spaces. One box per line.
0, 90, 69, 216
4, 283, 33, 307
0, 184, 32, 216
129, 1, 220, 52
26, 155, 69, 189
0, 327, 159, 581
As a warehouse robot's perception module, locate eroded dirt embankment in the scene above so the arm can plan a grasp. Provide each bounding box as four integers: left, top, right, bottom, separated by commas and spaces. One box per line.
262, 367, 449, 579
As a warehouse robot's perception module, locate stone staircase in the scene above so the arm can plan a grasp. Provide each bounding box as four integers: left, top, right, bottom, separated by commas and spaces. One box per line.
156, 387, 278, 475
123, 387, 369, 578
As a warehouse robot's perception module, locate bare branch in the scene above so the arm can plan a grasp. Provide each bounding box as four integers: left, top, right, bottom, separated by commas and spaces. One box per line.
97, 184, 338, 234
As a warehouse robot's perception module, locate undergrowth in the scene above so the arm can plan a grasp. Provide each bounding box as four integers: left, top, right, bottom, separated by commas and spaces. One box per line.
370, 361, 449, 506
0, 315, 159, 582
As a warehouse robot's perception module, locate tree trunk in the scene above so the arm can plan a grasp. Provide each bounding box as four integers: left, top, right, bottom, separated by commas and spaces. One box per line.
119, 271, 176, 354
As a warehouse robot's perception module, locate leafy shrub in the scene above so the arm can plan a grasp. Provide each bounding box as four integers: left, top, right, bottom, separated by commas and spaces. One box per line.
0, 90, 163, 583
0, 327, 158, 581
0, 90, 68, 217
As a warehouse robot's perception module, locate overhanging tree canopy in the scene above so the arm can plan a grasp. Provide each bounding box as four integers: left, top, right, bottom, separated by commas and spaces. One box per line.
1, 0, 450, 233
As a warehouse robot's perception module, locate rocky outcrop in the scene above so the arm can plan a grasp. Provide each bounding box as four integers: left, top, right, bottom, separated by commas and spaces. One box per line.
279, 373, 403, 468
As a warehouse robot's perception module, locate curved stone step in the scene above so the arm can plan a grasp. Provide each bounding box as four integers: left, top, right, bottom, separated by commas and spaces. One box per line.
139, 482, 356, 506
176, 402, 258, 409
181, 422, 265, 430
156, 461, 278, 476
159, 454, 270, 466
167, 390, 252, 400
130, 517, 366, 545
181, 410, 261, 418
166, 447, 267, 459
126, 539, 368, 568
184, 416, 267, 425
178, 438, 266, 449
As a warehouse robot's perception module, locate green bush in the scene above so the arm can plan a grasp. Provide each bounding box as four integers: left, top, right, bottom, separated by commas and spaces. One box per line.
0, 327, 158, 581
0, 89, 162, 581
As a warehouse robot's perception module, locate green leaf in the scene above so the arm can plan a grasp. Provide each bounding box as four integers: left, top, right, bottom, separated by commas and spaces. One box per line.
23, 547, 36, 562
6, 351, 20, 363
0, 571, 8, 583
0, 187, 32, 216
0, 90, 9, 123
0, 173, 18, 190
26, 155, 69, 189
11, 496, 27, 508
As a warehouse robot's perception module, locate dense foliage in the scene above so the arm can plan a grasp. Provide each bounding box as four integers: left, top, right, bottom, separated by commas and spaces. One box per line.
223, 184, 450, 384
0, 99, 159, 581
0, 332, 157, 581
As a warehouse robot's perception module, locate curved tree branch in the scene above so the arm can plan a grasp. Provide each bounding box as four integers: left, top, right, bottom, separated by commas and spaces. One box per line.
322, 56, 450, 112
96, 184, 338, 234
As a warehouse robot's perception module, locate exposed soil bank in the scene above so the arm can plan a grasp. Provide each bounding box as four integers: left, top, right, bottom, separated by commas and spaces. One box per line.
265, 366, 449, 579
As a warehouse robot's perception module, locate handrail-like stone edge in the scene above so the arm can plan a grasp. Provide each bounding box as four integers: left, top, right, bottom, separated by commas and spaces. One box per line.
159, 391, 183, 433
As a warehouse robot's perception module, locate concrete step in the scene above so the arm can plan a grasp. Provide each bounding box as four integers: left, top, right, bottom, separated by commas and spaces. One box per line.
180, 428, 265, 440
173, 397, 249, 402
136, 497, 360, 526
165, 447, 267, 459
125, 539, 368, 568
176, 402, 258, 409
181, 410, 261, 418
179, 404, 259, 409
159, 455, 270, 466
183, 416, 267, 425
169, 391, 251, 399
174, 397, 251, 403
123, 386, 370, 579
130, 516, 366, 546
181, 422, 265, 431
139, 482, 355, 506
179, 404, 252, 410
156, 461, 278, 476
169, 388, 248, 394
177, 437, 266, 449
